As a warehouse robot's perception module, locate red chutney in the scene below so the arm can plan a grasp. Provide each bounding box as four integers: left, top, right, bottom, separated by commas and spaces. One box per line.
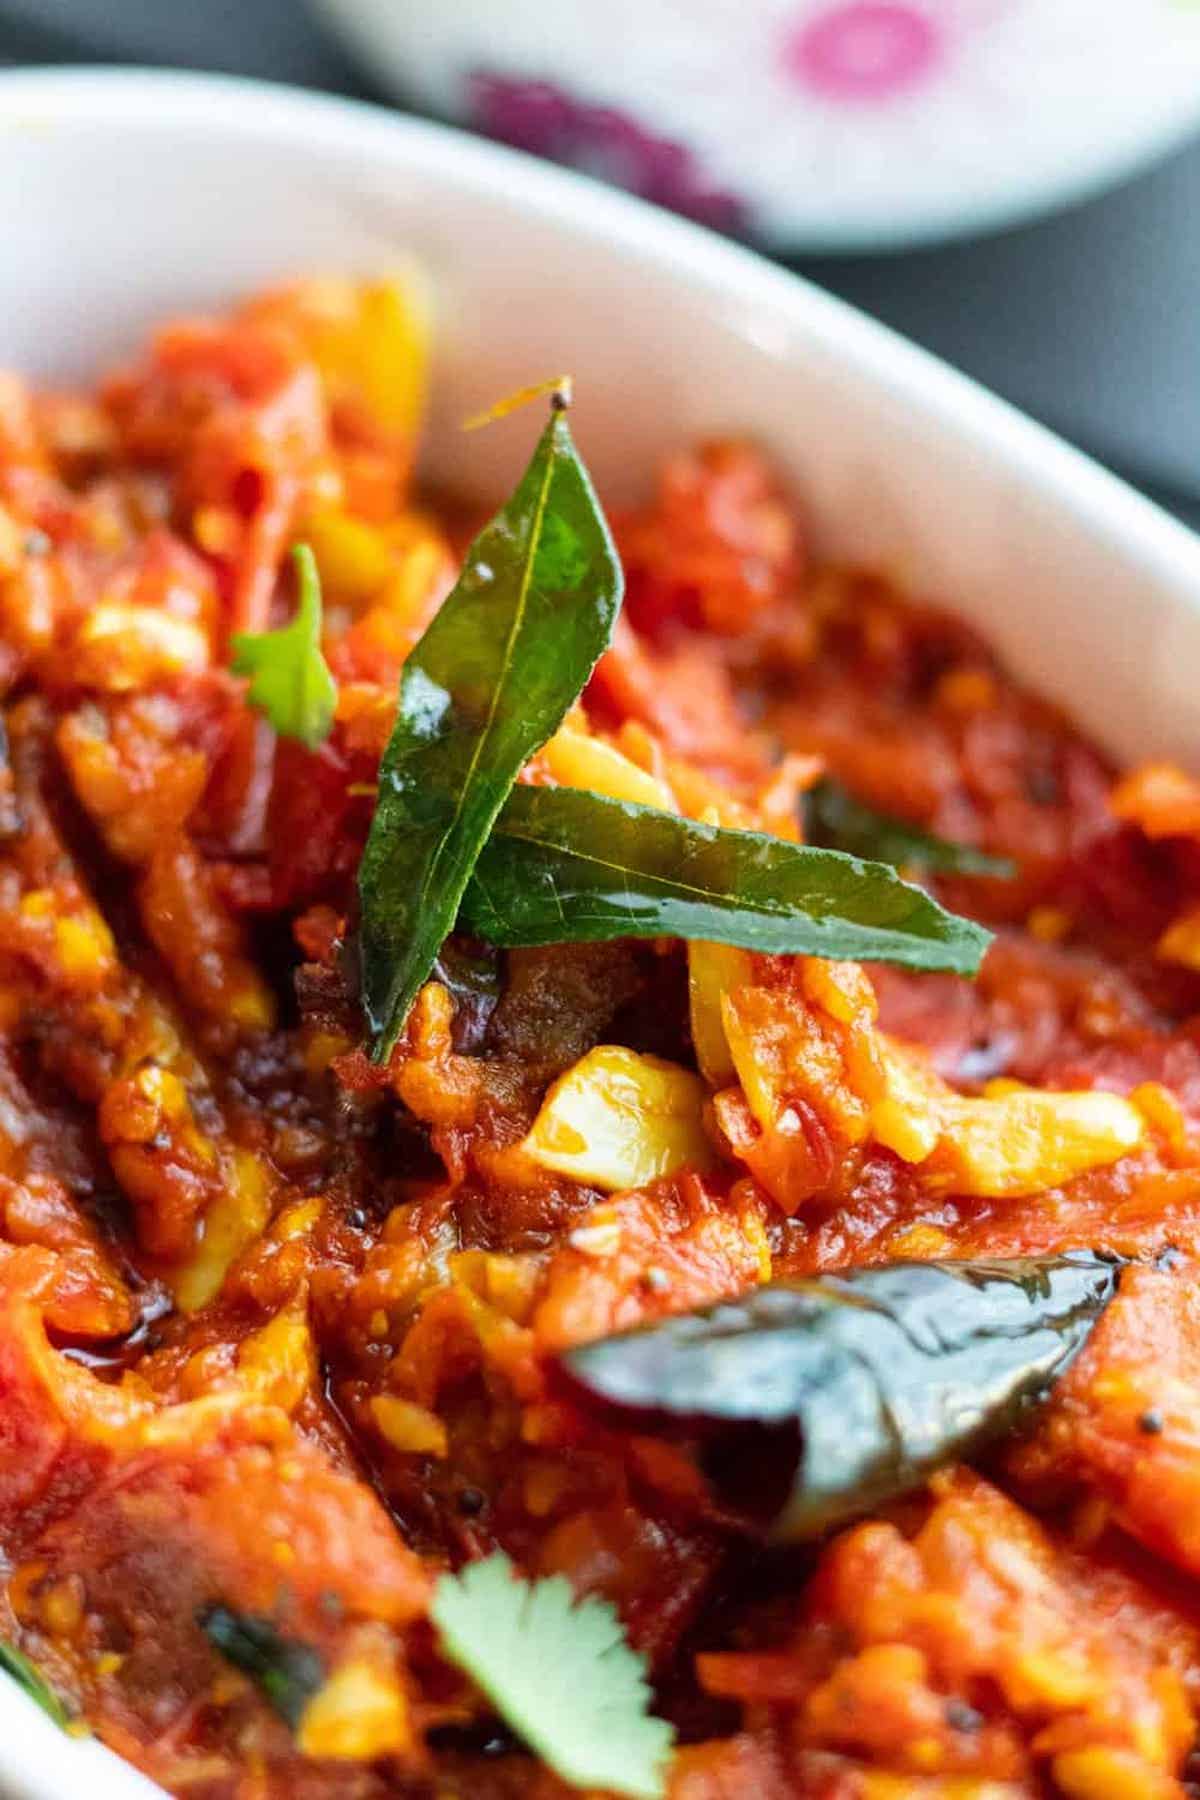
3, 279, 1200, 1800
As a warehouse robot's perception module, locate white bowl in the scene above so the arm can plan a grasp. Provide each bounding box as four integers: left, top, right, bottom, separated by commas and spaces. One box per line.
312, 0, 1200, 251
1, 62, 1200, 1800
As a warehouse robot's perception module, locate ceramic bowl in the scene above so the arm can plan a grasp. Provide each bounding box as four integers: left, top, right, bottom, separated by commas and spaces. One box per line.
312, 0, 1200, 250
1, 62, 1200, 1799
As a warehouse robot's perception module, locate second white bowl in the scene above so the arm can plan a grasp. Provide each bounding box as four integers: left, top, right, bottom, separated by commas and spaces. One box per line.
313, 0, 1200, 250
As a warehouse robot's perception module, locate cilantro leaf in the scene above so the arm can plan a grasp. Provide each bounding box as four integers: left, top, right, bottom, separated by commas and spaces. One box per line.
231, 543, 337, 749
0, 1640, 70, 1729
431, 1552, 673, 1799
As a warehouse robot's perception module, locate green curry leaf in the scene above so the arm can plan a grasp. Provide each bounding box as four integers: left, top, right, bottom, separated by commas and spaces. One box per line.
231, 543, 337, 749
0, 1640, 71, 1729
198, 1606, 324, 1729
807, 778, 1016, 879
560, 1252, 1120, 1542
357, 403, 623, 1060
463, 785, 992, 975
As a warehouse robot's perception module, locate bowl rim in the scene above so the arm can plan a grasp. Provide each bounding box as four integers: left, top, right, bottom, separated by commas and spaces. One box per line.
1, 58, 1200, 1800
0, 61, 1198, 599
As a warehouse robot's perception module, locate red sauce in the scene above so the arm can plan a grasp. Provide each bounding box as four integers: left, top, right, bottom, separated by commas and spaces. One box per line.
3, 279, 1200, 1798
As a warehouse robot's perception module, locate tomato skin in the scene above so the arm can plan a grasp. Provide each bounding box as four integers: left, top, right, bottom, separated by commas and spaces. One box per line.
266, 737, 369, 910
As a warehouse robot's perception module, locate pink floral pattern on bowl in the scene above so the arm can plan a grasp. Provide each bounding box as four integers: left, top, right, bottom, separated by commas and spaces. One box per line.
468, 73, 750, 234
785, 2, 943, 103
465, 3, 1004, 241
316, 0, 1200, 249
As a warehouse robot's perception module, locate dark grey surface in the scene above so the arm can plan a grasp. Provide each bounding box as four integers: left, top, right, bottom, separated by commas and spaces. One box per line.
2, 0, 1197, 522
0, 0, 361, 85
803, 147, 1200, 514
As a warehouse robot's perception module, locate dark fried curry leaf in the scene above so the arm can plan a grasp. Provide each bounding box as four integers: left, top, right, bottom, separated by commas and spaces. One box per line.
0, 1641, 70, 1728
199, 1606, 324, 1729
807, 778, 1016, 879
560, 1253, 1120, 1542
463, 785, 992, 976
358, 402, 623, 1060
356, 410, 996, 1038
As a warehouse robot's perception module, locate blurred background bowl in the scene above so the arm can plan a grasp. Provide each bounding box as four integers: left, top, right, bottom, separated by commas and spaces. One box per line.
312, 0, 1200, 251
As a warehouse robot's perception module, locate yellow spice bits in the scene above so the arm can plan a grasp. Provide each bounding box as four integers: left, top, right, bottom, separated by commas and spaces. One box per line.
874, 1044, 1145, 1200
56, 701, 209, 866
1129, 1082, 1190, 1155
296, 1644, 413, 1762
934, 665, 999, 714
540, 720, 678, 812
523, 1046, 713, 1192
233, 1307, 317, 1414
1110, 761, 1200, 839
175, 1148, 274, 1313
687, 942, 753, 1088
304, 506, 394, 602
923, 1081, 1145, 1199
17, 887, 118, 991
1053, 1747, 1182, 1800
369, 1396, 448, 1460
1156, 906, 1200, 973
0, 501, 28, 575
1027, 905, 1073, 945
686, 946, 1148, 1207
39, 1575, 85, 1640
69, 602, 210, 691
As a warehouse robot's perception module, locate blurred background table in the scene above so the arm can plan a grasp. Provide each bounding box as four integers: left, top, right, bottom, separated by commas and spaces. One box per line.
2, 0, 1197, 526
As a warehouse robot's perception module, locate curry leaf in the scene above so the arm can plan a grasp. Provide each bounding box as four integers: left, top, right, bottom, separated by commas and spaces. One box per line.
560, 1252, 1120, 1542
231, 543, 337, 749
358, 403, 623, 1061
807, 778, 1016, 879
432, 1551, 673, 1798
463, 785, 992, 976
198, 1606, 324, 1729
0, 1641, 70, 1729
